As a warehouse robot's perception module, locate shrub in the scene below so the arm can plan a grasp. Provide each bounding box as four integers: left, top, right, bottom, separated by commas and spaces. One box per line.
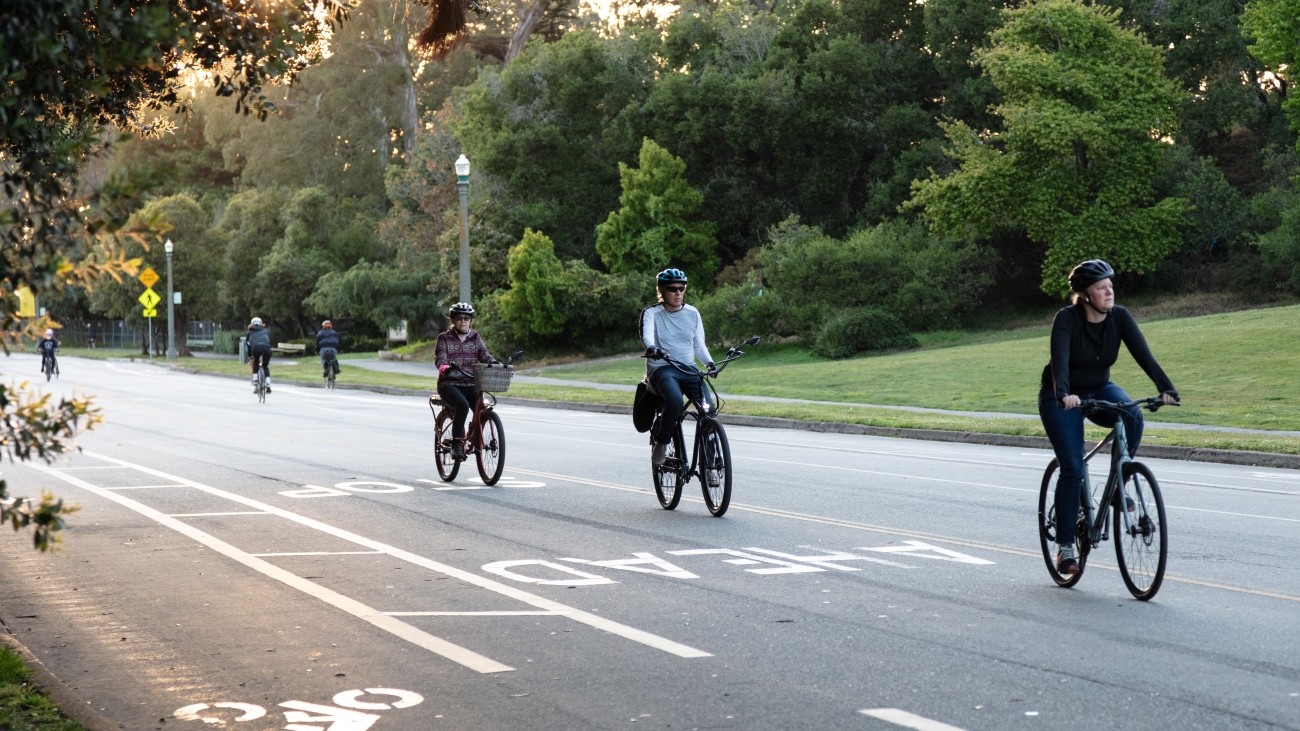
214, 330, 242, 355
811, 307, 918, 359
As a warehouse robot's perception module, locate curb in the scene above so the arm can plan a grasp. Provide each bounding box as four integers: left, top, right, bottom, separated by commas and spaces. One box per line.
0, 621, 122, 731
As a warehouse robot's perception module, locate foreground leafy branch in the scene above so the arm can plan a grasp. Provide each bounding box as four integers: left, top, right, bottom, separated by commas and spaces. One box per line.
0, 383, 101, 551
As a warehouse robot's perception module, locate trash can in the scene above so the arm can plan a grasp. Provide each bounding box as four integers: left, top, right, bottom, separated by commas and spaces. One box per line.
239, 336, 248, 365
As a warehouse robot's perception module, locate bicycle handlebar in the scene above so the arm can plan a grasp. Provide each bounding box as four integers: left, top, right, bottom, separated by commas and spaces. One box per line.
1079, 396, 1180, 414
644, 336, 760, 378
446, 349, 525, 378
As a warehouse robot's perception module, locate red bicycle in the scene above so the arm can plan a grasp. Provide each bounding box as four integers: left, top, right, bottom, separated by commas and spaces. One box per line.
429, 351, 523, 486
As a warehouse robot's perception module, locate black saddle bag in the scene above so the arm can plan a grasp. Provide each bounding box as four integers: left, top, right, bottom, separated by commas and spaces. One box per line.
633, 380, 661, 433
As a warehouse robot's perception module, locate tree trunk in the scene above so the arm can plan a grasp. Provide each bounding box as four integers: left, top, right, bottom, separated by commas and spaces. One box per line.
507, 0, 549, 62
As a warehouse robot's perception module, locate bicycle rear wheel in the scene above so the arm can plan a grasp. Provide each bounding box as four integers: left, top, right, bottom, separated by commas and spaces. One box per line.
699, 419, 732, 517
256, 368, 267, 403
476, 410, 505, 486
1114, 462, 1167, 600
434, 410, 460, 481
652, 424, 686, 510
1038, 460, 1086, 587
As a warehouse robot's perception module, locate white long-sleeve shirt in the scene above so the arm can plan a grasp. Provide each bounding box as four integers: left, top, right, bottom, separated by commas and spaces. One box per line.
640, 303, 714, 372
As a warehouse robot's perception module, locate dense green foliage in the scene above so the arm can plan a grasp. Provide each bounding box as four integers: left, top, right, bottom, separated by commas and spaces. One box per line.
13, 0, 1300, 360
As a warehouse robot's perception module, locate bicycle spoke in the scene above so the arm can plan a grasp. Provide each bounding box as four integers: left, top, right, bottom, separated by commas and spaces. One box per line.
700, 420, 732, 517
476, 410, 505, 486
434, 410, 460, 482
1114, 462, 1168, 600
1038, 460, 1086, 587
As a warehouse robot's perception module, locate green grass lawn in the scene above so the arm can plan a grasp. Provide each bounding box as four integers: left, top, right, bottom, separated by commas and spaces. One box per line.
52, 303, 1300, 454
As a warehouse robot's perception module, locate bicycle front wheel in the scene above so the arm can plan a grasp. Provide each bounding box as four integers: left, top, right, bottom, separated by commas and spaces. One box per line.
434, 410, 460, 482
699, 419, 732, 517
1038, 460, 1085, 587
476, 410, 505, 486
1114, 462, 1168, 600
652, 425, 686, 510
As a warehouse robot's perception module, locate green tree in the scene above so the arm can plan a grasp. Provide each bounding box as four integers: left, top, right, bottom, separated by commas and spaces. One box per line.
499, 229, 569, 338
908, 0, 1188, 297
1243, 0, 1300, 150
86, 195, 219, 354
453, 30, 656, 260
595, 139, 719, 281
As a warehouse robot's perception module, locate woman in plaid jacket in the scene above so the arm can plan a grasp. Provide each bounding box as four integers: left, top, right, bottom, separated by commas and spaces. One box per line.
435, 302, 498, 460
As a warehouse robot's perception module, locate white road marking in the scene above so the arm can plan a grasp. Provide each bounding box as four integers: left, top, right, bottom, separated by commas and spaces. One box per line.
859, 708, 969, 731
34, 452, 712, 663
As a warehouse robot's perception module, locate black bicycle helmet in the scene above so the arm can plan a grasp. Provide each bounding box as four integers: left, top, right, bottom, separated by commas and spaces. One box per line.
656, 268, 688, 284
1068, 259, 1115, 292
448, 302, 475, 317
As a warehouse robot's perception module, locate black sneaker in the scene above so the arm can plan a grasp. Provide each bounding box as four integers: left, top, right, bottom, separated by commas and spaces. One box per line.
1056, 548, 1079, 576
451, 443, 465, 461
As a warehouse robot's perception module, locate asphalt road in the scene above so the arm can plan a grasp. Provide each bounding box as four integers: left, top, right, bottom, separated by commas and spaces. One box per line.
0, 354, 1296, 731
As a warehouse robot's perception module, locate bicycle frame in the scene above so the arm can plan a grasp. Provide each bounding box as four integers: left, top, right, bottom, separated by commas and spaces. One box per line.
1078, 424, 1128, 546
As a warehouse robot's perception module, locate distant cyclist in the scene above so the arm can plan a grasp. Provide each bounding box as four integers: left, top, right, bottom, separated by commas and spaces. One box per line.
316, 320, 342, 379
246, 317, 273, 393
435, 302, 497, 460
1039, 259, 1179, 576
640, 268, 715, 466
36, 328, 60, 373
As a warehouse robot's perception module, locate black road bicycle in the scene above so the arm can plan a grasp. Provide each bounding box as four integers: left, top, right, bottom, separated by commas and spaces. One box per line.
648, 336, 759, 517
41, 352, 59, 381
430, 350, 524, 486
1038, 396, 1176, 600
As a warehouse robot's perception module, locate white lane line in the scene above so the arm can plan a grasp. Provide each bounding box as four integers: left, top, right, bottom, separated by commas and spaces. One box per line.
385, 611, 562, 617
510, 467, 1300, 603
51, 452, 711, 661
29, 461, 513, 674
859, 708, 968, 731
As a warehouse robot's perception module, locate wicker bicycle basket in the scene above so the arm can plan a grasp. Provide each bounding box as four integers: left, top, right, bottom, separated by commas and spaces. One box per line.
473, 362, 514, 393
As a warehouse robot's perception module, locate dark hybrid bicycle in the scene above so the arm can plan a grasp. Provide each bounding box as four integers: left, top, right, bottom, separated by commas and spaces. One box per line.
322, 351, 339, 389
648, 336, 760, 517
430, 350, 524, 486
1038, 396, 1176, 600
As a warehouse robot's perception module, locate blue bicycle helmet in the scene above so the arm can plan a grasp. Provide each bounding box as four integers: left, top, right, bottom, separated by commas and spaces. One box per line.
656, 268, 688, 284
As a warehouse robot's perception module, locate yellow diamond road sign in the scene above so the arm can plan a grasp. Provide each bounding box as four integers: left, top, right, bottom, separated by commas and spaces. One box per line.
138, 288, 161, 310
138, 267, 160, 289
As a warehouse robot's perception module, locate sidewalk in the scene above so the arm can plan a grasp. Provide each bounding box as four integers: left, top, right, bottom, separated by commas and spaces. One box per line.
334, 354, 1300, 438
185, 352, 1300, 467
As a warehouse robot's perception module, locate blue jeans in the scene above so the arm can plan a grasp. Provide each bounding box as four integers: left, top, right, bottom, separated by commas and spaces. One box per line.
648, 366, 707, 445
1038, 383, 1143, 545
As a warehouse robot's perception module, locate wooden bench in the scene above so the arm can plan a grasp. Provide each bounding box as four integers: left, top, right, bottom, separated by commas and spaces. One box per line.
185, 338, 214, 349
272, 342, 307, 355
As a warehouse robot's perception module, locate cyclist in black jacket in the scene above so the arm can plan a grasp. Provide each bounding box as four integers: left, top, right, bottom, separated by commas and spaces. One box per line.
1038, 259, 1179, 576
36, 328, 59, 373
316, 320, 342, 379
246, 317, 273, 393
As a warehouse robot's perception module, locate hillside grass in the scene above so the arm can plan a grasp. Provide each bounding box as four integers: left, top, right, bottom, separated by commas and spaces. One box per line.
60, 303, 1300, 454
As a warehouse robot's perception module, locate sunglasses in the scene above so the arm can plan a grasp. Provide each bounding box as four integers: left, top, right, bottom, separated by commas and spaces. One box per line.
451, 315, 473, 321
664, 286, 687, 293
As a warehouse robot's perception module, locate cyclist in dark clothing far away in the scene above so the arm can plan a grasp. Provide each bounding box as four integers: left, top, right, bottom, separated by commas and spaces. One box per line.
316, 320, 342, 379
36, 328, 60, 371
246, 317, 273, 393
1038, 258, 1179, 576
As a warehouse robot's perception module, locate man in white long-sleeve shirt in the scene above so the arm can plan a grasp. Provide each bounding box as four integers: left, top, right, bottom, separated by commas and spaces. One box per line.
640, 268, 716, 465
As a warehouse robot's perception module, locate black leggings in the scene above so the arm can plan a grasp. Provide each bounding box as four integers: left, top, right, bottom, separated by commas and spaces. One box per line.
249, 346, 272, 378
437, 382, 479, 439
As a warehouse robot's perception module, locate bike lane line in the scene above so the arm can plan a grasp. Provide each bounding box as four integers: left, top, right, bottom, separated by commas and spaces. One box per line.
31, 451, 712, 663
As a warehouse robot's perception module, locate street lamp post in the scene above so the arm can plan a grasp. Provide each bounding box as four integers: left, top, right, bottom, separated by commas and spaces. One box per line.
455, 153, 471, 305
164, 239, 177, 359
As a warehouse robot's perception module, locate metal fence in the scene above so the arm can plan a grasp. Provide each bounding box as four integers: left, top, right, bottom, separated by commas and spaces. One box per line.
55, 320, 227, 353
